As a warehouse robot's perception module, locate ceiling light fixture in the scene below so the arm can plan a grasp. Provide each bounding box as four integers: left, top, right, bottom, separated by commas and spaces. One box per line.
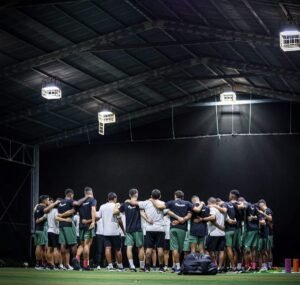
220, 91, 237, 104
41, 77, 62, 100
98, 106, 116, 136
280, 30, 300, 52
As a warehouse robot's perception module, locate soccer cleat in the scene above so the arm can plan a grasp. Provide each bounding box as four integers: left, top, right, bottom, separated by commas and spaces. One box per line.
46, 264, 55, 270
144, 266, 150, 273
117, 267, 125, 272
129, 267, 137, 272
159, 266, 165, 273
107, 265, 115, 271
171, 267, 176, 273
72, 258, 81, 271
65, 265, 74, 271
96, 266, 101, 270
35, 265, 43, 270
163, 266, 168, 272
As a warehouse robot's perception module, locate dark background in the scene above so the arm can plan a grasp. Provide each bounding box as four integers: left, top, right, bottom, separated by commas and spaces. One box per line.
1, 102, 300, 265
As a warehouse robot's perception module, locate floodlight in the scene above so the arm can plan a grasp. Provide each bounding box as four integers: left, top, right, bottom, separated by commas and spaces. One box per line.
280, 30, 300, 52
41, 78, 62, 100
220, 91, 237, 103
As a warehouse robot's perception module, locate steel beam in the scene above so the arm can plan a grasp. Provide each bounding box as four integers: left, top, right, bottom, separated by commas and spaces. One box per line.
37, 84, 300, 144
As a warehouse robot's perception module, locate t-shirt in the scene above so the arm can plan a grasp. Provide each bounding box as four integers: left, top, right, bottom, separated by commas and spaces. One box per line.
58, 198, 74, 228
99, 202, 120, 236
73, 214, 80, 237
164, 215, 171, 240
96, 212, 104, 235
138, 200, 165, 232
246, 204, 259, 231
79, 197, 97, 230
224, 201, 238, 231
34, 204, 46, 231
190, 204, 210, 237
47, 208, 59, 234
165, 199, 194, 231
207, 207, 225, 237
258, 208, 272, 238
119, 202, 142, 233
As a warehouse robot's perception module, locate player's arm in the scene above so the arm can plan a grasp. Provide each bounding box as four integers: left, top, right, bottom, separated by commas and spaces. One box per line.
55, 216, 72, 222
73, 196, 88, 207
117, 216, 125, 235
210, 204, 227, 214
126, 199, 139, 206
150, 199, 166, 210
165, 210, 185, 223
36, 214, 47, 223
113, 203, 121, 215
89, 206, 97, 229
192, 202, 205, 213
43, 200, 60, 213
201, 214, 216, 223
57, 208, 75, 218
259, 211, 272, 222
140, 210, 153, 224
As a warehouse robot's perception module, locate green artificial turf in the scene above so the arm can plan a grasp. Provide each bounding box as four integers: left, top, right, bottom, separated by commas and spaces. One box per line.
0, 268, 299, 285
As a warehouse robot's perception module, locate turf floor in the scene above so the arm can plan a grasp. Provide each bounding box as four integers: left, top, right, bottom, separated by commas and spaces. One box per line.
0, 268, 300, 285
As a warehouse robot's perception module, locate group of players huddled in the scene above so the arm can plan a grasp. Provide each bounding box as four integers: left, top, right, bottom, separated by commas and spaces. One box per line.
33, 187, 273, 273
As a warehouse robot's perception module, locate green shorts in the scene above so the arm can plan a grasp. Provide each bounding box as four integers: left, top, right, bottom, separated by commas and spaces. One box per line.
244, 230, 259, 251
258, 238, 269, 251
170, 228, 186, 252
35, 230, 47, 246
189, 235, 205, 245
225, 229, 241, 249
125, 231, 144, 247
59, 226, 77, 246
79, 228, 95, 241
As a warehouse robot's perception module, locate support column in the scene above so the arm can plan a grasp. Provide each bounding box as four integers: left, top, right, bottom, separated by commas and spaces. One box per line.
29, 145, 39, 260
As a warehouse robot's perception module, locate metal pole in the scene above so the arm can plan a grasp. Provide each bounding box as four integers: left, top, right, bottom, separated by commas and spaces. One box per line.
29, 145, 39, 261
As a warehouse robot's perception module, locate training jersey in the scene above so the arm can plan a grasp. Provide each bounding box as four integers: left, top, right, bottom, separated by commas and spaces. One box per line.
79, 197, 97, 230
224, 201, 238, 231
119, 202, 142, 233
58, 198, 74, 228
190, 204, 210, 237
138, 200, 165, 232
164, 215, 171, 240
258, 208, 272, 238
246, 203, 259, 231
96, 213, 104, 235
207, 207, 225, 237
47, 208, 59, 234
99, 202, 120, 236
34, 204, 46, 231
165, 199, 194, 231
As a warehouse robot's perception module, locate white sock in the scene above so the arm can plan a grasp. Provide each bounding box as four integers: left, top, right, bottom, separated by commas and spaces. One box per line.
139, 260, 145, 269
237, 263, 242, 270
129, 259, 135, 268
172, 263, 176, 268
117, 263, 123, 269
176, 263, 180, 269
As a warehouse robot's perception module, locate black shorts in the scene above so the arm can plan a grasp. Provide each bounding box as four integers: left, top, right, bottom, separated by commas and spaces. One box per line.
144, 231, 165, 249
164, 239, 170, 251
206, 236, 226, 252
104, 235, 121, 250
48, 232, 59, 248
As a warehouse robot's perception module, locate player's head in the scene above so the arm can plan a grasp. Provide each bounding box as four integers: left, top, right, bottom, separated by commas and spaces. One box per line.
216, 198, 223, 205
48, 197, 54, 205
65, 188, 74, 199
151, 189, 161, 200
174, 190, 184, 200
238, 197, 246, 203
107, 192, 117, 202
191, 195, 200, 204
129, 188, 138, 199
39, 195, 49, 205
258, 199, 267, 210
84, 186, 93, 196
207, 197, 216, 205
229, 189, 240, 201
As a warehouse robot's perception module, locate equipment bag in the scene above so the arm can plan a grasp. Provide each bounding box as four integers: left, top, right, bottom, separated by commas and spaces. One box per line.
179, 253, 218, 275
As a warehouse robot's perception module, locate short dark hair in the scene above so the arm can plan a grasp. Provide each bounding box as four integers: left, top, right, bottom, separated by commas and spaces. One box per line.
208, 197, 216, 204
230, 189, 240, 198
39, 195, 49, 203
216, 198, 222, 203
175, 190, 184, 199
258, 199, 266, 205
107, 192, 117, 201
84, 186, 93, 194
129, 188, 138, 197
65, 188, 74, 196
151, 189, 161, 200
191, 195, 199, 200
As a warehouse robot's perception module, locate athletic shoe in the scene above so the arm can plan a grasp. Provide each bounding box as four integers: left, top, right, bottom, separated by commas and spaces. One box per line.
83, 266, 94, 271
107, 265, 115, 271
65, 265, 74, 271
46, 264, 55, 270
144, 266, 150, 273
72, 258, 81, 271
139, 268, 145, 272
163, 266, 168, 272
171, 267, 176, 273
96, 266, 101, 270
35, 265, 43, 270
57, 264, 65, 270
175, 269, 181, 274
129, 267, 137, 272
159, 266, 165, 273
259, 266, 268, 272
117, 267, 125, 272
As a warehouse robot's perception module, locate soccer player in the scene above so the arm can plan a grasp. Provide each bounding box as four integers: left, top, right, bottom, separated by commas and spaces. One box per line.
189, 195, 210, 254
163, 214, 171, 271
114, 188, 145, 272
127, 189, 184, 273
206, 197, 226, 273
98, 192, 125, 271
94, 216, 104, 270
151, 190, 203, 273
34, 195, 49, 269
257, 199, 273, 271
73, 187, 97, 271
56, 188, 89, 270
244, 201, 259, 271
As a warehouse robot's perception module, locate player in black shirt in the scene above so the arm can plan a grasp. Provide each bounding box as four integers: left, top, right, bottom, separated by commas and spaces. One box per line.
33, 195, 49, 269
56, 188, 89, 270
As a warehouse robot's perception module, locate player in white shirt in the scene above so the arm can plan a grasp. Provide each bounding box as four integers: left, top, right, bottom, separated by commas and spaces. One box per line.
98, 192, 125, 271
94, 214, 104, 270
206, 197, 226, 272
